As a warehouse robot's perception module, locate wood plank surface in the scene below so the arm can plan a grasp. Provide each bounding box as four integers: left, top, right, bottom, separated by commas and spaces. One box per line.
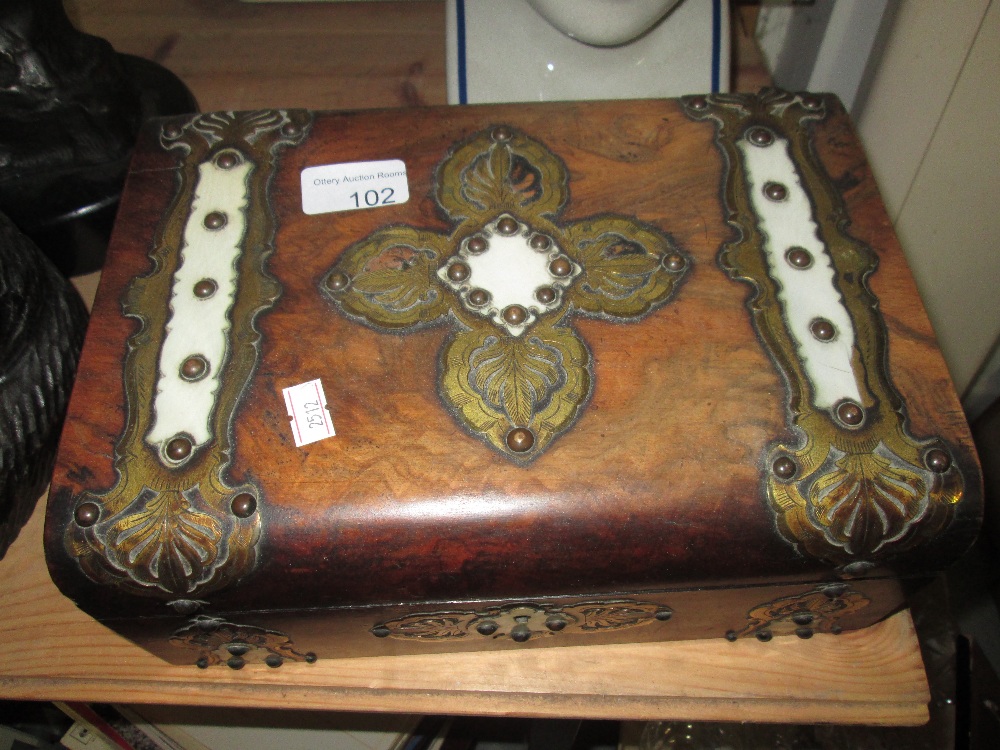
0, 493, 929, 724
69, 0, 448, 111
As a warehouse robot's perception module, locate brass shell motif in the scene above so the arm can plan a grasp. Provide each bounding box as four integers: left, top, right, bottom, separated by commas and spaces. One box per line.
321, 125, 689, 461
685, 90, 964, 568
372, 599, 670, 643
66, 111, 311, 599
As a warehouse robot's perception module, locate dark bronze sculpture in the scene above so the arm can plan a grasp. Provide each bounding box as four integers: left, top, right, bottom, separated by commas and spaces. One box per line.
0, 210, 88, 558
0, 0, 196, 274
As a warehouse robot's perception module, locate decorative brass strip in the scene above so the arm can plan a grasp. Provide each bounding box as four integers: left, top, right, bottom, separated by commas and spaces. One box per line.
67, 111, 311, 599
321, 125, 690, 462
373, 599, 671, 643
170, 615, 316, 669
736, 584, 869, 639
685, 90, 963, 568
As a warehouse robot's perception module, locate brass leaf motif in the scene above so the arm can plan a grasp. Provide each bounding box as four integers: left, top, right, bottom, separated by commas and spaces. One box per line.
577, 604, 658, 631
576, 233, 662, 301
352, 248, 441, 315
462, 145, 522, 210
331, 227, 451, 330
469, 335, 564, 427
811, 452, 925, 557
396, 615, 471, 640
567, 217, 683, 319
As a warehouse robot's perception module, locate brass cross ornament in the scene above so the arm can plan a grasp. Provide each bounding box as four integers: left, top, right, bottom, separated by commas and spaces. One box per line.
321, 125, 689, 462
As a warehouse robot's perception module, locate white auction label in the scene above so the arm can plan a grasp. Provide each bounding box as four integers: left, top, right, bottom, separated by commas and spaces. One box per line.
282, 378, 336, 447
300, 159, 409, 216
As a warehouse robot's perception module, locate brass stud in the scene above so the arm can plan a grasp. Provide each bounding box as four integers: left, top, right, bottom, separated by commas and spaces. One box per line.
468, 288, 491, 307
502, 305, 528, 326
545, 616, 567, 632
925, 448, 952, 473
724, 630, 738, 642
170, 600, 202, 615
822, 583, 848, 599
162, 123, 183, 139
549, 257, 572, 277
74, 501, 100, 528
506, 427, 535, 453
371, 626, 391, 638
227, 644, 250, 656
231, 493, 257, 518
447, 262, 471, 283
655, 609, 673, 622
193, 279, 217, 298
810, 318, 836, 342
795, 627, 814, 639
281, 122, 301, 137
197, 618, 221, 633
844, 563, 876, 580
467, 236, 488, 254
688, 96, 708, 111
747, 127, 774, 147
830, 624, 843, 635
510, 623, 532, 643
166, 436, 193, 462
496, 216, 519, 236
535, 286, 556, 305
180, 355, 209, 381
196, 657, 209, 669
265, 655, 283, 668
835, 400, 864, 427
785, 247, 813, 269
772, 455, 796, 480
791, 613, 814, 626
764, 182, 788, 202
663, 253, 686, 272
305, 652, 318, 663
203, 211, 227, 230
214, 151, 240, 170
529, 234, 551, 251
326, 271, 350, 292
227, 656, 246, 670
755, 629, 773, 642
476, 620, 499, 636
492, 125, 513, 142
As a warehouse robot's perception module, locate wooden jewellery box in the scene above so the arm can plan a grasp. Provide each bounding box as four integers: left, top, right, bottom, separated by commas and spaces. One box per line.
45, 92, 981, 669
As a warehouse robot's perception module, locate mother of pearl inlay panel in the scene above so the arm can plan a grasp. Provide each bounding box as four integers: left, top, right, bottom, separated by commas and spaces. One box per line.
145, 156, 253, 454
737, 135, 863, 411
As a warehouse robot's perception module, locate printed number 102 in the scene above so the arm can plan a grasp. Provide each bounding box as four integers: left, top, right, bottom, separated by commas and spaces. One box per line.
350, 188, 395, 208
